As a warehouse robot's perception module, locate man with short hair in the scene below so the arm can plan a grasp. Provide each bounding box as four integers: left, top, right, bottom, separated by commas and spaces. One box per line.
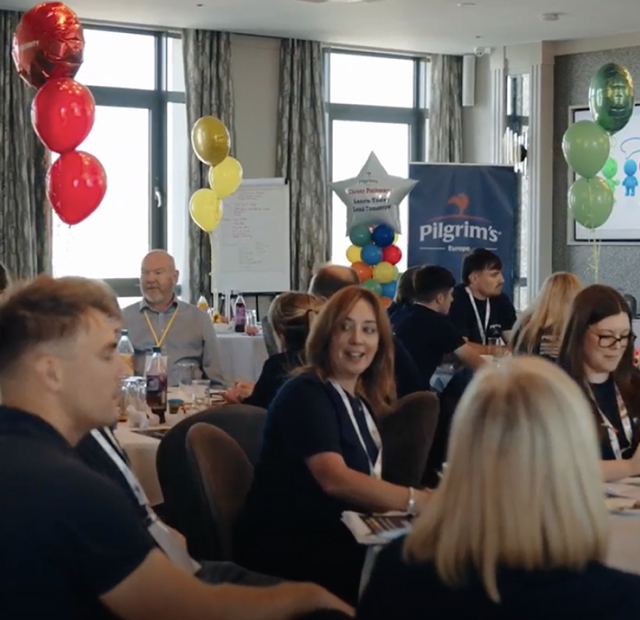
308, 265, 359, 299
0, 275, 351, 620
448, 248, 517, 351
122, 250, 225, 386
395, 265, 484, 387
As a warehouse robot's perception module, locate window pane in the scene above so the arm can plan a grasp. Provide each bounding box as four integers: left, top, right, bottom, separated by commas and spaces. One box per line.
167, 37, 185, 92
167, 102, 189, 283
331, 120, 410, 272
329, 53, 414, 107
52, 106, 151, 278
76, 29, 155, 90
118, 296, 142, 309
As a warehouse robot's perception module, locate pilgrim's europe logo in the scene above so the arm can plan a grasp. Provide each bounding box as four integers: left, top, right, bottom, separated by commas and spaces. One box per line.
419, 193, 502, 251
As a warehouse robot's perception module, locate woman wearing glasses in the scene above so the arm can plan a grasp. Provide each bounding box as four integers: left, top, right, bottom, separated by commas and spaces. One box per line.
558, 284, 640, 481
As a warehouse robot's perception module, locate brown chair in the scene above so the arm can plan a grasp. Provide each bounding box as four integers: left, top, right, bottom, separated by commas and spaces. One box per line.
379, 391, 439, 488
186, 422, 254, 561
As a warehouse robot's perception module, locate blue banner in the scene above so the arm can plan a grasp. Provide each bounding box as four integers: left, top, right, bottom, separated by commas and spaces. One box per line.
407, 164, 518, 297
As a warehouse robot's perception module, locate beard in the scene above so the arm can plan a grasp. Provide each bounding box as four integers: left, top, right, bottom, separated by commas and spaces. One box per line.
143, 288, 165, 304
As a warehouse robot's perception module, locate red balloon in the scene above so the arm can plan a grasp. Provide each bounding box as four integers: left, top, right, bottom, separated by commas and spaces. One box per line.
47, 151, 107, 225
382, 244, 402, 265
12, 2, 84, 89
32, 78, 95, 153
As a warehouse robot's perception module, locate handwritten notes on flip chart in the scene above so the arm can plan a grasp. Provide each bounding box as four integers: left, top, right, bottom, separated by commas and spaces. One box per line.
214, 179, 290, 293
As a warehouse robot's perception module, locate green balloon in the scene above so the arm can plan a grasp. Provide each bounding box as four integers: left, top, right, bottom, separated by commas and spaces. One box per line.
362, 279, 382, 295
589, 63, 635, 135
562, 121, 610, 178
349, 224, 371, 246
601, 157, 618, 179
568, 177, 614, 229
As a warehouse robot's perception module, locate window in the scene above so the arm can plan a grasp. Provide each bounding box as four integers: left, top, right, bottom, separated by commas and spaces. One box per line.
52, 27, 187, 301
325, 50, 429, 272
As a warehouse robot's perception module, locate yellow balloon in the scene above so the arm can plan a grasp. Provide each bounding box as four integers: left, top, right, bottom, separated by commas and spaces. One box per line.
393, 233, 399, 244
189, 189, 223, 232
208, 157, 243, 199
346, 245, 362, 263
373, 261, 396, 284
191, 116, 230, 167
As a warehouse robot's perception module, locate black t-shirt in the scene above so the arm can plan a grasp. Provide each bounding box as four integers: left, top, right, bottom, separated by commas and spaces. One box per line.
591, 378, 632, 460
357, 537, 640, 620
449, 284, 517, 344
395, 305, 465, 387
244, 350, 302, 410
0, 407, 155, 620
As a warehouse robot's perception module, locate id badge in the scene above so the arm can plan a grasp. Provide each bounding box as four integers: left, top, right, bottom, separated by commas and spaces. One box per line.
148, 518, 200, 575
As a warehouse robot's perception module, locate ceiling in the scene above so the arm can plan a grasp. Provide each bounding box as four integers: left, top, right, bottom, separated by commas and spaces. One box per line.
2, 0, 640, 54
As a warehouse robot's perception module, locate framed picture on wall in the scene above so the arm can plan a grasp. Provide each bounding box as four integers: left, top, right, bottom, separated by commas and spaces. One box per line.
567, 103, 640, 245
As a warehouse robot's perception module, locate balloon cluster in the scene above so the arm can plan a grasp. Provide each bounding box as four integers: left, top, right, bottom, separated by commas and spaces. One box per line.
347, 223, 401, 308
189, 116, 243, 233
12, 2, 107, 226
562, 63, 635, 230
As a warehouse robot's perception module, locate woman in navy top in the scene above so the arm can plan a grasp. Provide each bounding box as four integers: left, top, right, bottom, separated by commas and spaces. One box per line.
237, 286, 431, 604
358, 356, 640, 620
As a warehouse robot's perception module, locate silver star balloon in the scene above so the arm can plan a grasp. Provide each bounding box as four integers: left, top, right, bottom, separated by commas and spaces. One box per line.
331, 152, 417, 235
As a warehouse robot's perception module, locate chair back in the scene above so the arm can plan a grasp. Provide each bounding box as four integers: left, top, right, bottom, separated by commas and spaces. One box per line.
186, 423, 253, 561
379, 391, 439, 488
156, 404, 266, 559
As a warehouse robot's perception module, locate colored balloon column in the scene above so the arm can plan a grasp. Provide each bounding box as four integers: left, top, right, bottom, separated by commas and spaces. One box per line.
13, 2, 107, 225
346, 224, 401, 308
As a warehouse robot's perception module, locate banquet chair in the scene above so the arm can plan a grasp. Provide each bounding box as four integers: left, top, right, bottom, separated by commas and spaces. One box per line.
379, 391, 439, 488
186, 423, 253, 562
156, 404, 267, 559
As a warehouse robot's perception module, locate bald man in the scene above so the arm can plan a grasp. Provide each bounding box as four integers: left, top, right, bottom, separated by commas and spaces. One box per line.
122, 251, 225, 387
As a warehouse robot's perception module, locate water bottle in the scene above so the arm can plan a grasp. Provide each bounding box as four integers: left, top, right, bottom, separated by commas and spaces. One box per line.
117, 329, 135, 376
197, 295, 209, 312
145, 346, 168, 423
234, 292, 247, 333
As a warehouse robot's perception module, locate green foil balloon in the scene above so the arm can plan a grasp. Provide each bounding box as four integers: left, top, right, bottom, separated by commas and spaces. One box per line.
589, 63, 635, 135
568, 177, 614, 229
562, 120, 610, 178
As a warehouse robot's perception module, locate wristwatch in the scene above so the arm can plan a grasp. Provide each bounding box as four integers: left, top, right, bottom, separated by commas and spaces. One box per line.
406, 487, 417, 516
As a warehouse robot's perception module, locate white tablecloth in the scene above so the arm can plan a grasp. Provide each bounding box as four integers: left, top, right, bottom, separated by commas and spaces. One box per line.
216, 332, 268, 383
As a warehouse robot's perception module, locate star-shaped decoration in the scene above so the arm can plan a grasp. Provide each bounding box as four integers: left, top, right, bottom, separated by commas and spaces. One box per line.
331, 152, 417, 235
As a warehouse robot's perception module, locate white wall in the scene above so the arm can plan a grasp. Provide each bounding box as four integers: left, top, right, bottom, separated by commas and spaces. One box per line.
230, 34, 280, 179
462, 53, 493, 163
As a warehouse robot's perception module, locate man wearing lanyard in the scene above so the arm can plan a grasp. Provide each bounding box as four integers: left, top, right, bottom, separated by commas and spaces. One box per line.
0, 275, 351, 619
122, 250, 226, 387
449, 248, 517, 353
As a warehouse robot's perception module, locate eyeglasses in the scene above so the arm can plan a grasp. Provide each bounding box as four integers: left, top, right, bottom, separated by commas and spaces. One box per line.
589, 328, 636, 349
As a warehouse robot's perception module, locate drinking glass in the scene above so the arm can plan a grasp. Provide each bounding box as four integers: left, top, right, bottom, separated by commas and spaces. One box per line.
177, 361, 196, 399
487, 337, 507, 364
192, 379, 211, 409
246, 310, 259, 336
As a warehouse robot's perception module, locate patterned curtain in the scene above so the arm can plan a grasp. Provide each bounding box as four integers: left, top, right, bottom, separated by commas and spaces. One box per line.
276, 39, 328, 291
0, 10, 50, 279
183, 29, 235, 302
428, 54, 463, 163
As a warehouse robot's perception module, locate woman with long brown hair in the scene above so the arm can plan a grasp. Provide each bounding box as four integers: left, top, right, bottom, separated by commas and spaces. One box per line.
237, 286, 431, 604
558, 284, 640, 481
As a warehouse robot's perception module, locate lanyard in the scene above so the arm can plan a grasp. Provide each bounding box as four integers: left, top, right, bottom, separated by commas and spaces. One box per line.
591, 383, 633, 460
143, 307, 179, 348
330, 380, 382, 479
466, 287, 490, 345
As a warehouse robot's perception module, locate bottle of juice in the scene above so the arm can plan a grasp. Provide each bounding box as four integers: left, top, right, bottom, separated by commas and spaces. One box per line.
117, 329, 135, 376
145, 346, 168, 423
197, 295, 209, 312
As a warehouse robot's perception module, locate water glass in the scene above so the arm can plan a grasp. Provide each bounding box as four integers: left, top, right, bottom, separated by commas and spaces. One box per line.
246, 309, 259, 336
177, 361, 196, 398
487, 337, 507, 364
192, 379, 211, 409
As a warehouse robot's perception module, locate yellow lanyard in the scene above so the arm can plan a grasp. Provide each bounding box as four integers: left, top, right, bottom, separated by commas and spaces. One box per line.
143, 307, 179, 348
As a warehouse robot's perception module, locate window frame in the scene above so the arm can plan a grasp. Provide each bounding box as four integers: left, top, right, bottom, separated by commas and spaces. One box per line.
324, 49, 429, 260
54, 25, 186, 298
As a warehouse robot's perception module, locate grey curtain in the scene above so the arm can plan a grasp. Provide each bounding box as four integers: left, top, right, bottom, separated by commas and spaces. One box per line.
276, 39, 328, 292
183, 29, 235, 302
428, 54, 463, 163
0, 10, 50, 279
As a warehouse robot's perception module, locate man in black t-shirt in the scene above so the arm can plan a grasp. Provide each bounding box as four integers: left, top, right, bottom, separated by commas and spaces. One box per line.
0, 275, 350, 620
448, 248, 517, 351
395, 266, 485, 387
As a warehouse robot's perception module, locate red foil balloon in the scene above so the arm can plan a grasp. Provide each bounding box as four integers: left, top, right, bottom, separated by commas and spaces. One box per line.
382, 244, 402, 266
12, 2, 84, 89
32, 78, 95, 154
47, 151, 107, 225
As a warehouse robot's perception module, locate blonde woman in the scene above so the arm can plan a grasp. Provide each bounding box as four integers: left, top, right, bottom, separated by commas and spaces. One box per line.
358, 357, 640, 619
511, 271, 583, 359
226, 292, 323, 409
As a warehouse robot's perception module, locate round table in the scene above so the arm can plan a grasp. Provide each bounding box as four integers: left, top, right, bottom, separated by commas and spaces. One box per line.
215, 331, 268, 383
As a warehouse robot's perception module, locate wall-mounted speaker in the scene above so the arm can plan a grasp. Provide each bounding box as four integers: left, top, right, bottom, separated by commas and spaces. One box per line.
462, 54, 476, 107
